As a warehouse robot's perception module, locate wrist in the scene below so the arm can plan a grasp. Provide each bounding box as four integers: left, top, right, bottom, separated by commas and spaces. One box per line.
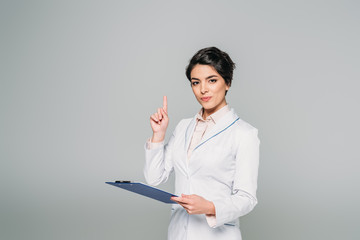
206, 201, 216, 216
151, 133, 165, 143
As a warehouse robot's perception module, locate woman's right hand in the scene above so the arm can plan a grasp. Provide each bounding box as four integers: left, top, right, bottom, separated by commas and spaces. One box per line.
150, 96, 169, 142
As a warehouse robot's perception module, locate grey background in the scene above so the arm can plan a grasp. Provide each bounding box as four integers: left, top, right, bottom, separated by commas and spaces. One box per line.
1, 0, 359, 239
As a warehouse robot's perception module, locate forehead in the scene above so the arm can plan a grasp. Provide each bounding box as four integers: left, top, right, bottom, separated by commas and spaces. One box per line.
190, 64, 220, 78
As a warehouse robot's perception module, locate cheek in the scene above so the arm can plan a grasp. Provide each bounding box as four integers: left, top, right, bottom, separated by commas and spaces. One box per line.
191, 87, 200, 97
213, 85, 227, 96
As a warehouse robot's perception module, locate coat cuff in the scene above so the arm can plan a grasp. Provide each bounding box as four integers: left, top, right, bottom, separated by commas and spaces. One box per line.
205, 214, 217, 228
146, 138, 164, 149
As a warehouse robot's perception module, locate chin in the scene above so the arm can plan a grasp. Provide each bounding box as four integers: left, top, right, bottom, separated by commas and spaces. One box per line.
202, 105, 215, 111
200, 103, 210, 108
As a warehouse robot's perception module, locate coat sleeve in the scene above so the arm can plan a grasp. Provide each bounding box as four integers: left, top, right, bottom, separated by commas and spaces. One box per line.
143, 121, 182, 186
207, 128, 260, 228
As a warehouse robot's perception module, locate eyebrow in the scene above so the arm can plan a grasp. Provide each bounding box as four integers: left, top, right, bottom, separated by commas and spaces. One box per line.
191, 75, 219, 81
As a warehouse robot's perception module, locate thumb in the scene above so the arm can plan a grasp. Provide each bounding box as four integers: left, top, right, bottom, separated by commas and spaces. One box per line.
160, 108, 168, 120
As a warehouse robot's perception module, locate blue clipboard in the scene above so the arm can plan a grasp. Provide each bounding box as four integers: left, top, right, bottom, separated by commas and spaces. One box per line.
106, 181, 178, 204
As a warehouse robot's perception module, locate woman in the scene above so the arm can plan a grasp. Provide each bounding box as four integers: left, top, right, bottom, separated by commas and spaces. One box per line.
144, 47, 260, 240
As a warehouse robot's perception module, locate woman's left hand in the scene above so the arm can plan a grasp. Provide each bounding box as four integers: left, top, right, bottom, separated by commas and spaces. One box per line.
171, 194, 215, 216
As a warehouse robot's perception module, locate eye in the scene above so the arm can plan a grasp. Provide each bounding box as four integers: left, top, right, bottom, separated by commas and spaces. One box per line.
209, 79, 217, 83
191, 81, 199, 86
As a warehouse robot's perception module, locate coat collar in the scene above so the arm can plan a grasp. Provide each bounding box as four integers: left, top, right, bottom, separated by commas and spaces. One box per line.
195, 105, 230, 124
184, 108, 240, 153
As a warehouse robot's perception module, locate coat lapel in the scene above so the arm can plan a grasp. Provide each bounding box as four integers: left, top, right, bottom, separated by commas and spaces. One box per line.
184, 116, 197, 153
194, 108, 239, 151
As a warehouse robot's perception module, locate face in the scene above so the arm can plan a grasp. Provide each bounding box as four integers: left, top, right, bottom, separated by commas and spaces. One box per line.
190, 64, 230, 118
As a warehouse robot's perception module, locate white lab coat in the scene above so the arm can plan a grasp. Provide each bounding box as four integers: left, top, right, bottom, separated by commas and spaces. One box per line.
144, 108, 260, 240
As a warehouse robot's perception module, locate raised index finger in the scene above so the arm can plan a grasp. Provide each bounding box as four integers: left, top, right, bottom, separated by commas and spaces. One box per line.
163, 95, 168, 113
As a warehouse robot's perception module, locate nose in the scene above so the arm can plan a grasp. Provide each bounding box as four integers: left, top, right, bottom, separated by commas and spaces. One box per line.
200, 82, 208, 94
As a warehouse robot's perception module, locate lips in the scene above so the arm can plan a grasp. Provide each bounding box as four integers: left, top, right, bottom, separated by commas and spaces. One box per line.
201, 96, 212, 102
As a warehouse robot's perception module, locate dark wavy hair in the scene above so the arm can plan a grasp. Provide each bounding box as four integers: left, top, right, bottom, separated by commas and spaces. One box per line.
185, 47, 236, 90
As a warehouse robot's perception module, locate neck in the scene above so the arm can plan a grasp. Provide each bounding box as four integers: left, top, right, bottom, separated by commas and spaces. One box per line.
202, 101, 227, 119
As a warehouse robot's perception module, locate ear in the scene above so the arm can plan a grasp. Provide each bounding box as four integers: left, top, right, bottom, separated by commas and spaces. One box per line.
226, 84, 230, 91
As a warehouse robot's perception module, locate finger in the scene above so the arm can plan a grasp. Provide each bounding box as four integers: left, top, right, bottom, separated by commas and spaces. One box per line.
171, 196, 183, 202
151, 114, 159, 123
157, 108, 162, 120
150, 114, 156, 123
160, 108, 168, 120
171, 196, 179, 201
155, 113, 160, 122
154, 113, 160, 122
181, 194, 191, 198
172, 197, 190, 205
163, 96, 168, 113
177, 198, 191, 204
177, 202, 190, 210
171, 199, 185, 206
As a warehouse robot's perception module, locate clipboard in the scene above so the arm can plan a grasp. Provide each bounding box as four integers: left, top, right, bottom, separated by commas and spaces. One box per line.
106, 181, 178, 204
